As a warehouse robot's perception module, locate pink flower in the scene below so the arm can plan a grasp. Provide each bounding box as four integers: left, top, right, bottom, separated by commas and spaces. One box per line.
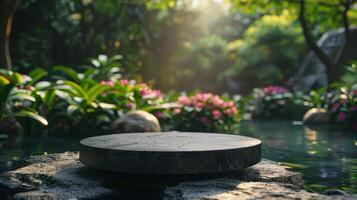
337, 112, 346, 122
224, 108, 233, 116
211, 95, 224, 106
263, 85, 288, 94
231, 107, 238, 114
100, 80, 114, 87
126, 103, 136, 110
195, 102, 204, 110
140, 89, 149, 96
212, 110, 222, 119
224, 107, 238, 116
228, 101, 235, 107
120, 79, 130, 85
332, 103, 340, 112
222, 102, 229, 108
154, 112, 164, 118
340, 98, 348, 104
152, 90, 163, 99
353, 90, 357, 96
200, 116, 210, 125
173, 108, 181, 114
177, 96, 191, 105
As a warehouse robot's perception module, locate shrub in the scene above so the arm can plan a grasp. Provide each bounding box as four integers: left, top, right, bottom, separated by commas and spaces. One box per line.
166, 92, 240, 132
99, 79, 165, 114
0, 69, 48, 135
325, 84, 357, 131
251, 85, 310, 119
251, 85, 292, 118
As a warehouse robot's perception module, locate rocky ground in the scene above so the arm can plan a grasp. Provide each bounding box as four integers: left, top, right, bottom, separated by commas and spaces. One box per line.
0, 152, 355, 199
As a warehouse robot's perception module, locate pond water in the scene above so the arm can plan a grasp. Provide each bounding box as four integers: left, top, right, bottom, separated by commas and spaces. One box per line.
0, 120, 356, 193
239, 120, 357, 193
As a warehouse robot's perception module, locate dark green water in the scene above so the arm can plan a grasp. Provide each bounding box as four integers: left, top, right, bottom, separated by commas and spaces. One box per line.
0, 120, 356, 193
239, 120, 357, 193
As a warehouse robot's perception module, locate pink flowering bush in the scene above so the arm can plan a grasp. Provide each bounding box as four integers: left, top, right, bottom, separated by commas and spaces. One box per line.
99, 79, 164, 113
263, 85, 288, 94
251, 85, 295, 118
326, 86, 357, 131
167, 93, 240, 132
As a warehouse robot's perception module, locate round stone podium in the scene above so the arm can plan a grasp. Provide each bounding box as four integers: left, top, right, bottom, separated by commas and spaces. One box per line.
80, 132, 261, 175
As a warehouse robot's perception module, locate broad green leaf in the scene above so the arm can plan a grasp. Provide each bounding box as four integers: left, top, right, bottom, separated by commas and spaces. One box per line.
12, 72, 23, 84
15, 111, 48, 126
67, 104, 79, 115
28, 68, 47, 84
35, 81, 51, 90
43, 89, 56, 108
87, 84, 110, 103
62, 80, 88, 100
53, 66, 80, 82
98, 102, 117, 109
0, 75, 10, 85
83, 67, 97, 79
9, 93, 36, 102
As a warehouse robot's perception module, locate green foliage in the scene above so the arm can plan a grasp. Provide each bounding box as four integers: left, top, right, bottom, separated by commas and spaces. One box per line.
324, 83, 357, 130
250, 85, 310, 120
230, 0, 357, 35
341, 61, 357, 85
224, 11, 305, 93
14, 0, 146, 74
89, 54, 123, 81
0, 70, 48, 126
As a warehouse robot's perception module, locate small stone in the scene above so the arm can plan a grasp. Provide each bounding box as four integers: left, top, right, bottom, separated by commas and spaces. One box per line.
325, 189, 348, 196
110, 110, 161, 133
303, 108, 331, 124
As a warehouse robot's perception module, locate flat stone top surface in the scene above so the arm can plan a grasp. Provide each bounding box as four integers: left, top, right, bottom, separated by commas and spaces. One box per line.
80, 132, 261, 152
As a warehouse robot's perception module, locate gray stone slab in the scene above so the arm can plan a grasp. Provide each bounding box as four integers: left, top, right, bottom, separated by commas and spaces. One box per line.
80, 132, 262, 174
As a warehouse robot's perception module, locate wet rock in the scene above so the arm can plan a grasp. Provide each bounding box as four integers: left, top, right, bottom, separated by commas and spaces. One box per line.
110, 110, 161, 133
0, 152, 355, 200
239, 159, 303, 186
165, 181, 355, 200
303, 108, 331, 124
0, 152, 111, 200
14, 191, 56, 200
325, 189, 348, 196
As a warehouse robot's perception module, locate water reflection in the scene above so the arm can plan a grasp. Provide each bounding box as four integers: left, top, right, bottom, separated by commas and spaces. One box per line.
239, 120, 357, 193
0, 135, 81, 172
0, 121, 356, 193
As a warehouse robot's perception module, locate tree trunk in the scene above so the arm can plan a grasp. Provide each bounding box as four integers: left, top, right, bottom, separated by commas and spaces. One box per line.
298, 0, 335, 84
330, 0, 356, 82
342, 0, 351, 40
0, 0, 19, 70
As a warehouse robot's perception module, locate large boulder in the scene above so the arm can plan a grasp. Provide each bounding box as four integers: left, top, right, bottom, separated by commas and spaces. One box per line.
0, 152, 355, 199
303, 108, 331, 124
110, 110, 161, 133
